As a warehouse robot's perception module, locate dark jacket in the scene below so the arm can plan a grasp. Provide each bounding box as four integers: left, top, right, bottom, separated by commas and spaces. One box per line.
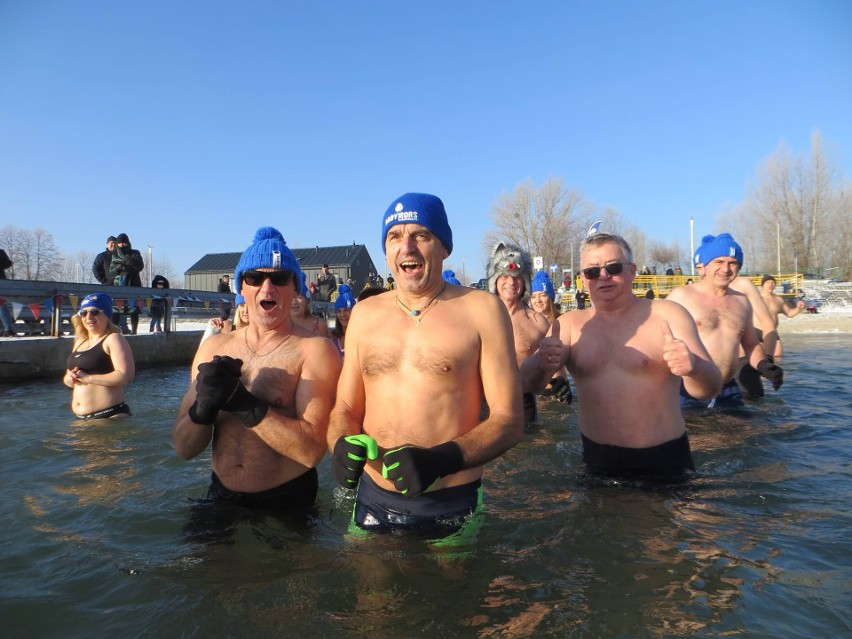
108, 242, 145, 286
316, 270, 338, 302
0, 249, 11, 279
150, 275, 170, 318
92, 250, 113, 285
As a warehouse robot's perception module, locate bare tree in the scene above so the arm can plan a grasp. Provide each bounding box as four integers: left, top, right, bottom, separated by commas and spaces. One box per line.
738, 130, 847, 276
648, 241, 680, 270
484, 177, 594, 274
58, 250, 97, 283
150, 257, 180, 288
0, 225, 61, 280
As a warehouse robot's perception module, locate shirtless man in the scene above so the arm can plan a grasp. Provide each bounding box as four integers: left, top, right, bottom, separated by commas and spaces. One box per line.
728, 274, 780, 398
523, 232, 721, 478
487, 242, 551, 425
172, 227, 341, 512
759, 274, 805, 358
667, 234, 783, 409
327, 193, 523, 537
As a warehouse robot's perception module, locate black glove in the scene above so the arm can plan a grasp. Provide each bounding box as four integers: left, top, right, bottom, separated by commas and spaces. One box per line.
189, 355, 268, 427
757, 358, 784, 391
332, 434, 379, 489
381, 441, 464, 497
548, 377, 573, 404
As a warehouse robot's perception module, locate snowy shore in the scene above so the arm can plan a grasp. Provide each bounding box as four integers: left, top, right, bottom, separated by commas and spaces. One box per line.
172, 305, 852, 336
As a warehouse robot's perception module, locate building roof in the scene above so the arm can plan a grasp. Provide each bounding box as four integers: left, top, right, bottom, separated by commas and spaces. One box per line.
186, 244, 374, 274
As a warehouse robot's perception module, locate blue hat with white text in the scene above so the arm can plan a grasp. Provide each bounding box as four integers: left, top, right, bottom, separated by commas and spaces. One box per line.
695, 233, 743, 267
334, 284, 356, 310
531, 270, 555, 300
381, 193, 453, 255
234, 227, 303, 295
79, 292, 113, 317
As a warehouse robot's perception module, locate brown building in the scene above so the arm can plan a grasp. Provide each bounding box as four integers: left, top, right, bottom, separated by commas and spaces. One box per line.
185, 243, 379, 294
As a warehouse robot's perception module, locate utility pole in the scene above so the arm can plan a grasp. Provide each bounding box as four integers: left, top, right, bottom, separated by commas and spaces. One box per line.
690, 217, 695, 276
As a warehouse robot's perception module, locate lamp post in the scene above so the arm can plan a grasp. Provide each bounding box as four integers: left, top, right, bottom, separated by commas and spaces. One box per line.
690, 217, 695, 276
147, 245, 153, 284
776, 220, 781, 276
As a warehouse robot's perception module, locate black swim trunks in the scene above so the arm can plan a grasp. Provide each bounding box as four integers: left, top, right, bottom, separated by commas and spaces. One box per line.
680, 378, 744, 409
354, 472, 482, 538
523, 392, 538, 425
581, 432, 695, 480
75, 401, 131, 420
206, 468, 318, 510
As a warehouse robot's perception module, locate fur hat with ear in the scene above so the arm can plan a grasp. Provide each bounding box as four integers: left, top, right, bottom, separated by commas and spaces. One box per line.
487, 241, 532, 300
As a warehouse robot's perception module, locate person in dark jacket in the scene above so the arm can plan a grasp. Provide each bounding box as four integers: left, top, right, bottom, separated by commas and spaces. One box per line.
109, 233, 144, 287
0, 248, 15, 336
92, 236, 117, 285
109, 233, 145, 334
150, 275, 170, 333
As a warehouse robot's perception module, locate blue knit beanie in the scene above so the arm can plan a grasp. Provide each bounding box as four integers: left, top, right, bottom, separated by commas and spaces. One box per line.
695, 233, 743, 267
442, 269, 461, 285
334, 284, 356, 310
234, 227, 303, 294
382, 193, 453, 255
235, 293, 245, 305
531, 270, 555, 300
79, 292, 113, 316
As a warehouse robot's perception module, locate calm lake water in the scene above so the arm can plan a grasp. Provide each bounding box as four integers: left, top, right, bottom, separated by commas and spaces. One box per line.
1, 334, 850, 638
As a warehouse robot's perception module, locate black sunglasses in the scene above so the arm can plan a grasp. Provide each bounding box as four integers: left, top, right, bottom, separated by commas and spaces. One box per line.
582, 262, 625, 280
241, 270, 293, 287
79, 309, 103, 318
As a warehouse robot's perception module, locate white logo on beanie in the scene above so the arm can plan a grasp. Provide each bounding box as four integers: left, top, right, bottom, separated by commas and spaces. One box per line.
272, 251, 281, 269
384, 207, 419, 225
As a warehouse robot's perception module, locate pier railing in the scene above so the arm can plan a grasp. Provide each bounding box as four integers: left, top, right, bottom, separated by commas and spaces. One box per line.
0, 279, 235, 337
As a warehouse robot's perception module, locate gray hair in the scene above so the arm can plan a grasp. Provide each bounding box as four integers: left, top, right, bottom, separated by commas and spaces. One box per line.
580, 232, 634, 265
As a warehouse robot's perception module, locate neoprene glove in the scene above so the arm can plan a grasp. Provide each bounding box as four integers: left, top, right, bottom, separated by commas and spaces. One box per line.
189, 355, 269, 427
332, 434, 379, 489
548, 377, 573, 404
381, 441, 464, 497
757, 358, 784, 390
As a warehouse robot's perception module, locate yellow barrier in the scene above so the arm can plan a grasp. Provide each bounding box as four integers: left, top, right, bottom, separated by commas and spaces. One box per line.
632, 273, 803, 298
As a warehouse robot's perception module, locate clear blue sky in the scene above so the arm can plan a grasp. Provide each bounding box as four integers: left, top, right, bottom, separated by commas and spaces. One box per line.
1, 1, 850, 283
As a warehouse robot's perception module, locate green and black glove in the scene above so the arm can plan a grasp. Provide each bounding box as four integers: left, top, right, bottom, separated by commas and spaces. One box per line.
381, 441, 464, 497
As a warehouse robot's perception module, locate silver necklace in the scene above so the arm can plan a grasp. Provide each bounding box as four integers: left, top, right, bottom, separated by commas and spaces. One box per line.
244, 329, 288, 357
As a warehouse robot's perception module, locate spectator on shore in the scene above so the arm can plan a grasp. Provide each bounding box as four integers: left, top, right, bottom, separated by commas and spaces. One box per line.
92, 236, 117, 285
217, 275, 232, 293
149, 275, 169, 333
316, 264, 337, 302
109, 233, 145, 334
0, 248, 15, 336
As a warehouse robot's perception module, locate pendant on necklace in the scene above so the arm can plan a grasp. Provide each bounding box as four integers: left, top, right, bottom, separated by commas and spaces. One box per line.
411, 310, 420, 316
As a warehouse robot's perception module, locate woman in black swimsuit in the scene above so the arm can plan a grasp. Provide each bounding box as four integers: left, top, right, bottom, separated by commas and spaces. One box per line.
63, 293, 135, 420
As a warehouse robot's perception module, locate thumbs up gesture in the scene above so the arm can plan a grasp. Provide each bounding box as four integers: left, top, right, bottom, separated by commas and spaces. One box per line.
662, 320, 695, 377
537, 319, 565, 374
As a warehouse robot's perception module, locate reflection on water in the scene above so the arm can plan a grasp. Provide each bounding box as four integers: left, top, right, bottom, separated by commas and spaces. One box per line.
1, 336, 850, 637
